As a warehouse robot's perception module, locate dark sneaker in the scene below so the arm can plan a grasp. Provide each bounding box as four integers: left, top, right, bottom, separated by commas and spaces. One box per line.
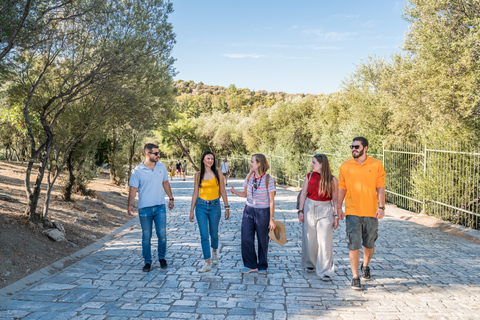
142, 263, 151, 272
351, 277, 361, 290
361, 265, 371, 281
159, 258, 168, 269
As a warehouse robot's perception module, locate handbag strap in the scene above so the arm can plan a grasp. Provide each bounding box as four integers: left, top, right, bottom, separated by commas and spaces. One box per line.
305, 172, 313, 194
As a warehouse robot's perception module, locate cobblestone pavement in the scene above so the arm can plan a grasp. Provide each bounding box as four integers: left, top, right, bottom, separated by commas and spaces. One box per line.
1, 177, 479, 319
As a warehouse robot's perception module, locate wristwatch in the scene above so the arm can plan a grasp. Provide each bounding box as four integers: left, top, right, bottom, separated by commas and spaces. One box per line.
378, 206, 385, 210
169, 198, 174, 201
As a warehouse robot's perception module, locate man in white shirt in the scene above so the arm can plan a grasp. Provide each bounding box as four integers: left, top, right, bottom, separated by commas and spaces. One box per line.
128, 144, 174, 272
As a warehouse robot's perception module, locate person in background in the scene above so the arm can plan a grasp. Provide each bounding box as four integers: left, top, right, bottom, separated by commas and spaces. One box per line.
297, 153, 339, 281
189, 151, 230, 273
176, 160, 181, 177
230, 154, 276, 274
182, 160, 188, 181
168, 161, 175, 180
128, 144, 174, 272
221, 158, 230, 186
337, 136, 386, 290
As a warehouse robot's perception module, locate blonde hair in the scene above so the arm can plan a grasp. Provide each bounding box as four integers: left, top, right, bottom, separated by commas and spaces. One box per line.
252, 154, 270, 175
313, 154, 334, 198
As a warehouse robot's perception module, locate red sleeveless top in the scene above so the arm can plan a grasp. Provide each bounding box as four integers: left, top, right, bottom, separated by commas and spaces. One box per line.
306, 172, 332, 201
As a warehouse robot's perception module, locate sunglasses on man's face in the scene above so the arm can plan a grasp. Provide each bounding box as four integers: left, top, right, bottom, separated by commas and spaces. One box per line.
149, 152, 160, 156
350, 145, 361, 150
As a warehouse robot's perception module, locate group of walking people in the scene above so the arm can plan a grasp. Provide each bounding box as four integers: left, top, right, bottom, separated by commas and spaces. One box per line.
168, 160, 187, 181
127, 136, 385, 290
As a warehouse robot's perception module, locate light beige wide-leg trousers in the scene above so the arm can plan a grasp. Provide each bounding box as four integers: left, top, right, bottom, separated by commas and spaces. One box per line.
301, 198, 335, 278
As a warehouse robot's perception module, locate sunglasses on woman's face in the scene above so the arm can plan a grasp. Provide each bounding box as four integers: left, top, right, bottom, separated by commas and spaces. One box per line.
350, 145, 361, 150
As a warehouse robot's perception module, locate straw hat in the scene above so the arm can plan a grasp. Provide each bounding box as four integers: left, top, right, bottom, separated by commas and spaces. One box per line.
268, 221, 287, 246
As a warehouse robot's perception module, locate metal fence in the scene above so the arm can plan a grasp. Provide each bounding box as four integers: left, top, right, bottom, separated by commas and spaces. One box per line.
219, 143, 479, 230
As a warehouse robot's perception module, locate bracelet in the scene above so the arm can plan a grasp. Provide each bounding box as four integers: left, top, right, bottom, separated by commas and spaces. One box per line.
298, 210, 304, 215
169, 198, 174, 201
225, 206, 230, 209
270, 217, 274, 220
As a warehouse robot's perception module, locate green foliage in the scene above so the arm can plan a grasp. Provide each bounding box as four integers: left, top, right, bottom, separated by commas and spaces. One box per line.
95, 139, 113, 166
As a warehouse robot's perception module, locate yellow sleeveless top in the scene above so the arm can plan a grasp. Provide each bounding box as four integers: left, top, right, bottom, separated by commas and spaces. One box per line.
199, 178, 219, 200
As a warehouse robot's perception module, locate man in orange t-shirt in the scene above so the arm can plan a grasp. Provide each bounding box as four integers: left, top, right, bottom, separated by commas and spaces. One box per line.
338, 137, 386, 291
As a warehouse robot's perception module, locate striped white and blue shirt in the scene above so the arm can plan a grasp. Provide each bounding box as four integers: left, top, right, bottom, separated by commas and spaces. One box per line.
243, 173, 276, 208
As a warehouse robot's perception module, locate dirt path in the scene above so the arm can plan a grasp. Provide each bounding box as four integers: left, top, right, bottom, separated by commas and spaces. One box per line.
0, 161, 134, 289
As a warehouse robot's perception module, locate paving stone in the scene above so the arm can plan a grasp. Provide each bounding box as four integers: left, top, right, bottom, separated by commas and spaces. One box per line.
1, 177, 479, 319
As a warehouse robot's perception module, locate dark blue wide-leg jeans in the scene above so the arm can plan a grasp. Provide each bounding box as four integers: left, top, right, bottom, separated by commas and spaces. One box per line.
241, 205, 270, 271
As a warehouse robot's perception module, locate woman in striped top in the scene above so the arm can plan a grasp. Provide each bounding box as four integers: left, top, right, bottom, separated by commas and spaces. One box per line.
190, 151, 230, 273
297, 153, 339, 281
230, 154, 276, 274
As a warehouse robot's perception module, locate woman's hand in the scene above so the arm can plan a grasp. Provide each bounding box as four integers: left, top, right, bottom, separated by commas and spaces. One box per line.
230, 186, 236, 195
333, 217, 339, 230
189, 212, 195, 222
225, 208, 230, 220
269, 218, 276, 230
298, 212, 304, 223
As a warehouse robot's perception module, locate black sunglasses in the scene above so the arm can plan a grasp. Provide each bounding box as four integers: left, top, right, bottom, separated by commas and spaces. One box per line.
350, 145, 361, 150
149, 152, 160, 156
253, 177, 258, 190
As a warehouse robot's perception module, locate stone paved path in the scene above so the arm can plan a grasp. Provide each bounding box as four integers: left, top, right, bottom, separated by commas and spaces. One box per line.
1, 177, 479, 319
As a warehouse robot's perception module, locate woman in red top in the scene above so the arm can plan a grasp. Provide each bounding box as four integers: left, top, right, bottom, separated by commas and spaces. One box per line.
297, 154, 339, 280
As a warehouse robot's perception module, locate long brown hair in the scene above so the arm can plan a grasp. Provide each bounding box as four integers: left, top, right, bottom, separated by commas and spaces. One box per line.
252, 154, 269, 175
199, 151, 219, 188
313, 154, 334, 198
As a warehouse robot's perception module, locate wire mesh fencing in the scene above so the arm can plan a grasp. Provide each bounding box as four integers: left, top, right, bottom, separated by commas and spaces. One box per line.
221, 142, 478, 230
174, 141, 479, 230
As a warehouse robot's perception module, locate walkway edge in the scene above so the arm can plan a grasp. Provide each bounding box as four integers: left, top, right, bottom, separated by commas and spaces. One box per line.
0, 217, 139, 299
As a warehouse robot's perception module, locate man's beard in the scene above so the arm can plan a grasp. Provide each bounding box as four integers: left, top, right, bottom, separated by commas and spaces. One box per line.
149, 156, 158, 162
352, 148, 364, 159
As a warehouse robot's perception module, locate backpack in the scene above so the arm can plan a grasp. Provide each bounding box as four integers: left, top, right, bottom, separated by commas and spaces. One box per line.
247, 172, 276, 196
296, 173, 313, 210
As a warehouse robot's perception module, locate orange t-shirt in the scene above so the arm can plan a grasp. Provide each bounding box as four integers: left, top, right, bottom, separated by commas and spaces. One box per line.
338, 156, 385, 217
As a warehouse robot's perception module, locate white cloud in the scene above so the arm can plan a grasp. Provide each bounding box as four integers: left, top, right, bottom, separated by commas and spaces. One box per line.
301, 29, 357, 41
323, 31, 357, 41
311, 46, 342, 50
221, 53, 267, 58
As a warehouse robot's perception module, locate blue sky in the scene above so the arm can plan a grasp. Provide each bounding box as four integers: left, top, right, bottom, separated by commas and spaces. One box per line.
169, 1, 408, 94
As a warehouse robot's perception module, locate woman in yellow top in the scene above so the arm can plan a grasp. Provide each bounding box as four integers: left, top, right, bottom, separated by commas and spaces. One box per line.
189, 151, 229, 273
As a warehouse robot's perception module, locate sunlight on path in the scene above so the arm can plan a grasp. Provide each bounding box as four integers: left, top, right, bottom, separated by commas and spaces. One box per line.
0, 177, 479, 319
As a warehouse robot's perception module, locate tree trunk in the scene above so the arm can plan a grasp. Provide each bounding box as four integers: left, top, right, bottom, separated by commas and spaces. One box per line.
25, 137, 53, 222
109, 128, 118, 183
43, 168, 59, 221
64, 148, 75, 202
127, 133, 137, 189
176, 136, 199, 172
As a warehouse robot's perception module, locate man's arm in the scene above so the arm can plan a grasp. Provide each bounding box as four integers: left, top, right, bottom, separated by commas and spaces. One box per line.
127, 186, 138, 216
375, 187, 385, 219
337, 188, 346, 220
162, 180, 174, 210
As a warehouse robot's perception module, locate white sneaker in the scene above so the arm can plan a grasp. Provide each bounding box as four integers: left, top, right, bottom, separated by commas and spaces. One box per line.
212, 252, 218, 265
198, 263, 211, 273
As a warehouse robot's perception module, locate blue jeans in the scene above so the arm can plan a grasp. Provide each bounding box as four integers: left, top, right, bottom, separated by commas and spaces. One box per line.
138, 205, 166, 264
195, 198, 221, 260
241, 205, 270, 271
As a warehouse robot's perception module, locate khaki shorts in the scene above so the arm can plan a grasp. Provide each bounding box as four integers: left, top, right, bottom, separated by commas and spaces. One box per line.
345, 215, 378, 250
